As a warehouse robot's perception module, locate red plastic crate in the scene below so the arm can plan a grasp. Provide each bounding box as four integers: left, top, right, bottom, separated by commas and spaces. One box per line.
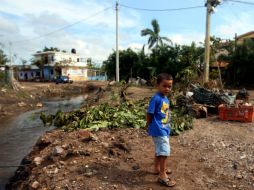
218, 105, 254, 122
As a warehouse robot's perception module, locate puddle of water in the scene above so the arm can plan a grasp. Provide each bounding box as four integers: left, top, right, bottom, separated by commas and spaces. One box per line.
0, 95, 87, 189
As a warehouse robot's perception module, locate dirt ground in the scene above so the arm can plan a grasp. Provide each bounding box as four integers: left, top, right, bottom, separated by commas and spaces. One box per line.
5, 85, 254, 190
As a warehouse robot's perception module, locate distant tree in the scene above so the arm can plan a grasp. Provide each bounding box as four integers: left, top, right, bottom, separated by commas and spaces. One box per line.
87, 58, 93, 68
226, 39, 254, 85
0, 49, 8, 65
20, 58, 27, 66
102, 48, 139, 81
141, 19, 172, 49
43, 46, 60, 52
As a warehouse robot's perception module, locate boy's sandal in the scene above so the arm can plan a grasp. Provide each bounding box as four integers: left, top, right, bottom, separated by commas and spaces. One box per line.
158, 177, 176, 187
152, 169, 172, 175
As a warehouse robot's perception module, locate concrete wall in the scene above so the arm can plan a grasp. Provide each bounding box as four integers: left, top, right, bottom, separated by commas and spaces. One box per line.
62, 67, 88, 81
18, 70, 40, 81
34, 52, 87, 67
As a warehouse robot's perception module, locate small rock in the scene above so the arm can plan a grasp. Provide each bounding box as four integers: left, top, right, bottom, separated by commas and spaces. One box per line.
113, 142, 130, 152
18, 102, 27, 107
78, 150, 90, 156
31, 181, 40, 189
1, 88, 7, 92
34, 157, 43, 166
101, 142, 109, 148
109, 81, 116, 86
53, 146, 64, 155
90, 134, 98, 141
59, 161, 66, 165
84, 171, 93, 177
132, 164, 140, 170
61, 144, 69, 150
240, 154, 246, 159
236, 172, 243, 179
54, 168, 59, 174
113, 185, 118, 189
232, 162, 238, 170
78, 130, 91, 138
36, 102, 43, 107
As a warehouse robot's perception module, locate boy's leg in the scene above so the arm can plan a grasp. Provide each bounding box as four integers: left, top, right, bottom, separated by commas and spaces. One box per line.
154, 154, 160, 172
158, 156, 168, 179
152, 136, 171, 174
158, 155, 176, 187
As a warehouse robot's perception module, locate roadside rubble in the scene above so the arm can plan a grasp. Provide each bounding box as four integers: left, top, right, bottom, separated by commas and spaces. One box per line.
176, 84, 253, 121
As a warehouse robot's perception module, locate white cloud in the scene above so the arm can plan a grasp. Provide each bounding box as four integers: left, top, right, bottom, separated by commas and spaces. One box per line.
0, 17, 19, 33
127, 43, 143, 51
168, 32, 204, 45
0, 0, 141, 64
214, 11, 254, 38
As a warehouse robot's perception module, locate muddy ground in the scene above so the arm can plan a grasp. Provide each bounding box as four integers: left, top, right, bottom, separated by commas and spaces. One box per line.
4, 85, 254, 190
0, 81, 106, 121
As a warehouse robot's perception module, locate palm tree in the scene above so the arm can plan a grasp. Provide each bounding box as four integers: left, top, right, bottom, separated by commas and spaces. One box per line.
141, 19, 172, 49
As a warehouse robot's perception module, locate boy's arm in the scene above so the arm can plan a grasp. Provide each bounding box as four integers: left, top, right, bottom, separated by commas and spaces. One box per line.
146, 95, 156, 130
146, 113, 152, 130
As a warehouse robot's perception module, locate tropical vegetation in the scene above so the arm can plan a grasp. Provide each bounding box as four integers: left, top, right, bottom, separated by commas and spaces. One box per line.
102, 19, 254, 86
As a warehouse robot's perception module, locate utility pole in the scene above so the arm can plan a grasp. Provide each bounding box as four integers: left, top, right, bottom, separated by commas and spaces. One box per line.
204, 0, 221, 83
204, 1, 211, 83
115, 1, 119, 82
7, 42, 12, 84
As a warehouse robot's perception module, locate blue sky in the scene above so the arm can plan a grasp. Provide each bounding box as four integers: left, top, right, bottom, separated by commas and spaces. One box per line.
0, 0, 254, 64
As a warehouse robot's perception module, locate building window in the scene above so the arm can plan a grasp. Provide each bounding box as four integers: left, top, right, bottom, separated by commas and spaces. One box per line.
51, 70, 54, 75
51, 56, 54, 62
77, 58, 79, 62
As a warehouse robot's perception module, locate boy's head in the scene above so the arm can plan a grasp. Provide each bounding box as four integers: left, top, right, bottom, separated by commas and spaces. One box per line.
156, 73, 173, 96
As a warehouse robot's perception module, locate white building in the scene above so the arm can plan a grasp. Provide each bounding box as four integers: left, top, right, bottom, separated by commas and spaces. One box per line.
33, 49, 88, 81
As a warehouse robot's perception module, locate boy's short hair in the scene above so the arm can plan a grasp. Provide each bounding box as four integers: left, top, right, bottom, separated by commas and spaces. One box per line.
157, 73, 173, 84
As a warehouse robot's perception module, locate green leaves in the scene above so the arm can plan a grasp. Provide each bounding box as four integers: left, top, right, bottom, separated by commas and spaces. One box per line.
39, 98, 193, 136
170, 110, 193, 136
40, 101, 147, 132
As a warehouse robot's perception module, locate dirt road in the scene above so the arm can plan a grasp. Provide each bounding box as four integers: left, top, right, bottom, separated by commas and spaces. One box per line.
6, 87, 254, 190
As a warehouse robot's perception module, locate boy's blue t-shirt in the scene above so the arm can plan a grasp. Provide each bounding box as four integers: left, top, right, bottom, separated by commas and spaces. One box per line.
147, 92, 170, 137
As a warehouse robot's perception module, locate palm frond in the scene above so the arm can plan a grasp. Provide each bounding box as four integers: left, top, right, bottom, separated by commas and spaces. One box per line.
151, 19, 160, 35
141, 29, 153, 37
161, 36, 173, 45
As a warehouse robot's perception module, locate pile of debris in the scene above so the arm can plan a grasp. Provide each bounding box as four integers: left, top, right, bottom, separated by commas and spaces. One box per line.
176, 84, 236, 118
191, 84, 236, 106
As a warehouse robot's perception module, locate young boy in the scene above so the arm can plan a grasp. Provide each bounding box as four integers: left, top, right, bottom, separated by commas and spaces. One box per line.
146, 73, 176, 187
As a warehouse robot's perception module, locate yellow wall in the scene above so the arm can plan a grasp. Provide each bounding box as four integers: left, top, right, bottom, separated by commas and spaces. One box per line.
237, 33, 254, 44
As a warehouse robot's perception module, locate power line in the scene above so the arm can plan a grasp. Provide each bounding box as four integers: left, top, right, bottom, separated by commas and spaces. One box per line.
226, 0, 254, 5
12, 6, 113, 44
119, 4, 205, 12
